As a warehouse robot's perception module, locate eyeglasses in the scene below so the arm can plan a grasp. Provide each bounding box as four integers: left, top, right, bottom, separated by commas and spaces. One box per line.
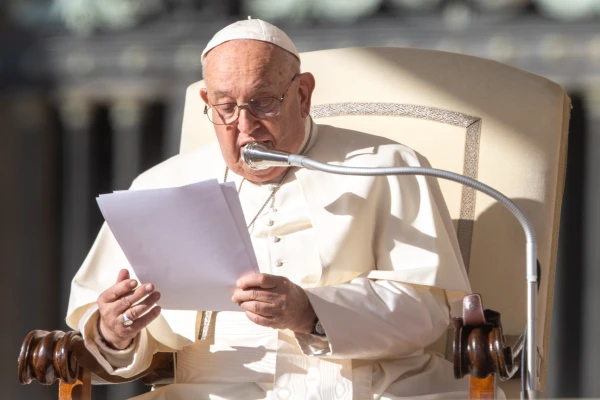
204, 73, 300, 125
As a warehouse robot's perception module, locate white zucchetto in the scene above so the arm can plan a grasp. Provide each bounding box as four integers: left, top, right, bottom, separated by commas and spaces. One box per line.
201, 18, 300, 62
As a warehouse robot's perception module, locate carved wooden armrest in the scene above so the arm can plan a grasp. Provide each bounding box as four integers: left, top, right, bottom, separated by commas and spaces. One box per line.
18, 330, 174, 399
453, 294, 523, 399
453, 294, 522, 380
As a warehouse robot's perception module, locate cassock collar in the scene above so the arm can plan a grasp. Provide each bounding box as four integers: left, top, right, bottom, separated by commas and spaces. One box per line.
298, 115, 319, 156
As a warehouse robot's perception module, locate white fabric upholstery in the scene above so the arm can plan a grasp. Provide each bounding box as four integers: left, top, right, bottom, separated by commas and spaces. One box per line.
180, 47, 569, 392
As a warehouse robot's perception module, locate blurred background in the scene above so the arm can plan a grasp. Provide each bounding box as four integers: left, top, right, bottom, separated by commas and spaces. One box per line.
1, 0, 599, 398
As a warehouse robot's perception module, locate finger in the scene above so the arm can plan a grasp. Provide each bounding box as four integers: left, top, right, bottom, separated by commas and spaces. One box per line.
98, 279, 144, 305
231, 288, 278, 304
110, 283, 156, 316
236, 273, 282, 290
127, 305, 162, 332
126, 291, 161, 320
102, 304, 162, 348
116, 269, 130, 284
237, 300, 279, 317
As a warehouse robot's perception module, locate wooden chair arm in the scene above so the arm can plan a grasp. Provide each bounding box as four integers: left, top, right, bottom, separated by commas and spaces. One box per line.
18, 330, 174, 399
453, 295, 522, 381
453, 294, 523, 399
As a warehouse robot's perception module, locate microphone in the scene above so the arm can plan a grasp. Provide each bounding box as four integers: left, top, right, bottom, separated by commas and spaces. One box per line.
242, 142, 301, 170
241, 140, 540, 396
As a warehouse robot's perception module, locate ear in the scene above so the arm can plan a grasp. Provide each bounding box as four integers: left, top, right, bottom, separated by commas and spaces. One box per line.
200, 88, 209, 105
297, 72, 316, 119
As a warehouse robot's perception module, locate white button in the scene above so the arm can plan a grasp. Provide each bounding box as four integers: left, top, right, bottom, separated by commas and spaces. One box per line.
275, 260, 284, 268
266, 219, 274, 227
267, 184, 278, 191
271, 236, 281, 243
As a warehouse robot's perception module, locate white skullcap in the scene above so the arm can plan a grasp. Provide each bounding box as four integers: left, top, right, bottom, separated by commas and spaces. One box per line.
201, 18, 300, 62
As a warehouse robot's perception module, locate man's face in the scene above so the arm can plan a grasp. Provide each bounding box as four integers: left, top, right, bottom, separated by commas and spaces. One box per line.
200, 40, 315, 183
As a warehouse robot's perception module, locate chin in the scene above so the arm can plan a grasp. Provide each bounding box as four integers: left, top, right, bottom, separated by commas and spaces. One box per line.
242, 164, 286, 183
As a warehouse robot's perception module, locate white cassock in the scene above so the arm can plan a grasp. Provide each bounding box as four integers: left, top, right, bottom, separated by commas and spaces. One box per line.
66, 117, 472, 399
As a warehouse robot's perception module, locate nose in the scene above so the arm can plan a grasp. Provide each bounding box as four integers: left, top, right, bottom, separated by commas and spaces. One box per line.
236, 107, 260, 134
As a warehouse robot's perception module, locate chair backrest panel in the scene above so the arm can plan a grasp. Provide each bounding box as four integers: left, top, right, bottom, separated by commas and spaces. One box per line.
180, 47, 570, 392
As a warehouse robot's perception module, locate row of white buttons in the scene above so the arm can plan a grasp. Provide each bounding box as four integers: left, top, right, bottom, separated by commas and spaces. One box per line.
272, 231, 282, 266
263, 204, 283, 267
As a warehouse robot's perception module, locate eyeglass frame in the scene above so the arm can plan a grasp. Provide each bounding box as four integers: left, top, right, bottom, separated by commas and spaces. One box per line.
203, 73, 301, 125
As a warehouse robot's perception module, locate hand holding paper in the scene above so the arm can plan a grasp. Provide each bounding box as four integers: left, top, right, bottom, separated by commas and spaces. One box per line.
96, 179, 259, 311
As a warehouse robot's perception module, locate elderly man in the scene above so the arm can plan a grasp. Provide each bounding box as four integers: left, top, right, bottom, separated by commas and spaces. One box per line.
66, 19, 471, 399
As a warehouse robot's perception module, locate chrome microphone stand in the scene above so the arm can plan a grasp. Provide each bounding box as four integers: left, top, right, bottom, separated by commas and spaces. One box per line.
243, 142, 541, 399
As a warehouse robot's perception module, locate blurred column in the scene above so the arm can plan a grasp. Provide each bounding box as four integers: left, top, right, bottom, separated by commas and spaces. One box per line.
109, 99, 144, 189
58, 98, 95, 316
581, 86, 600, 397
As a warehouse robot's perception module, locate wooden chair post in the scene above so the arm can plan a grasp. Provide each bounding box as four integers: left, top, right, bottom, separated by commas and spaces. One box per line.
59, 369, 91, 400
469, 375, 496, 400
454, 294, 523, 400
19, 329, 175, 399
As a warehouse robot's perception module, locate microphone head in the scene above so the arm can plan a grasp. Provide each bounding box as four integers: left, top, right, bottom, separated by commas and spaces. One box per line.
242, 142, 270, 170
242, 142, 292, 170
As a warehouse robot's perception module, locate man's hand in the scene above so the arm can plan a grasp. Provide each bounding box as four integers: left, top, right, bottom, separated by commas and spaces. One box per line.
232, 273, 316, 333
97, 269, 162, 350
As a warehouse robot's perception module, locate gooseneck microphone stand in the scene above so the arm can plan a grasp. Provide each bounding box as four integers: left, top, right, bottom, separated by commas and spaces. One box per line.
243, 142, 541, 399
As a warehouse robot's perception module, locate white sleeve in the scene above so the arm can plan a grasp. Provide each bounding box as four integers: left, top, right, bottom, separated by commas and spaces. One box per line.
295, 278, 449, 359
78, 306, 158, 378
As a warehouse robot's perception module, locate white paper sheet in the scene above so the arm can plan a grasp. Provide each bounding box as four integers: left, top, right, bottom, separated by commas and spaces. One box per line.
96, 179, 259, 311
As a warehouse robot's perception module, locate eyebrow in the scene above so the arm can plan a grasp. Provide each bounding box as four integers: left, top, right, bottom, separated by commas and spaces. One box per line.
211, 91, 233, 98
210, 82, 278, 99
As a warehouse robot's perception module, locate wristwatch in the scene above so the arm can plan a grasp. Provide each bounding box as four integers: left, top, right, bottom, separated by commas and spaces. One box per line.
311, 317, 326, 336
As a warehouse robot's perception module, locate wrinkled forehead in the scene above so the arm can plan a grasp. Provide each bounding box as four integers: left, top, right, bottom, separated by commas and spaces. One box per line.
203, 40, 292, 89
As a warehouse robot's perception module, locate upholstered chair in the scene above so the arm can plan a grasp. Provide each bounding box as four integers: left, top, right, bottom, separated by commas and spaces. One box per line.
19, 47, 570, 399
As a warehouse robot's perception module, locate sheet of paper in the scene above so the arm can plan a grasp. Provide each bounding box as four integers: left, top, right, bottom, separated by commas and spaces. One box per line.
220, 182, 258, 268
96, 179, 259, 311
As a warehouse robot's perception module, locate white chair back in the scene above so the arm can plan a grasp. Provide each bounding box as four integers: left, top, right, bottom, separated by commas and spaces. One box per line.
180, 47, 570, 392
